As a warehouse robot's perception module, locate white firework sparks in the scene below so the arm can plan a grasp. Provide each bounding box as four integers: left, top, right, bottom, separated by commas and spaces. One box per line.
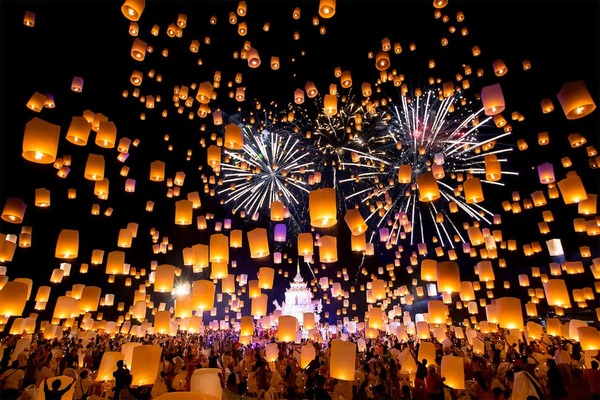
217, 126, 316, 222
338, 88, 517, 248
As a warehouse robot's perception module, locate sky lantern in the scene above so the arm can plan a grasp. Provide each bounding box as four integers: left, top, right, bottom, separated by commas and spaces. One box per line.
121, 0, 144, 21
464, 176, 484, 203
278, 315, 298, 342
557, 172, 587, 204
481, 83, 505, 115
209, 234, 229, 263
344, 208, 367, 235
436, 261, 460, 294
428, 300, 447, 324
319, 235, 338, 263
79, 286, 101, 312
496, 297, 524, 331
323, 94, 337, 116
224, 123, 243, 150
251, 293, 268, 317
84, 153, 105, 181
397, 165, 412, 183
106, 251, 125, 275
154, 264, 176, 293
190, 368, 223, 400
55, 229, 79, 259
66, 116, 91, 145
22, 117, 60, 164
153, 310, 171, 334
1, 198, 27, 224
309, 188, 337, 228
297, 232, 313, 257
130, 345, 162, 386
330, 339, 355, 381
258, 267, 275, 289
95, 120, 117, 149
441, 356, 465, 389
0, 281, 28, 317
247, 228, 269, 258
130, 37, 147, 61
417, 172, 440, 201
192, 280, 215, 312
556, 80, 597, 119
175, 200, 193, 225
544, 279, 572, 308
149, 160, 165, 181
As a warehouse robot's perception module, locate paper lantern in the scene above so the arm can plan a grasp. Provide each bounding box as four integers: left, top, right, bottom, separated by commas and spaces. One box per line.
258, 267, 275, 289
247, 228, 270, 258
251, 293, 268, 317
416, 321, 430, 339
557, 173, 587, 204
22, 117, 60, 164
578, 327, 600, 350
240, 316, 254, 336
0, 281, 28, 316
95, 120, 117, 148
121, 0, 145, 21
427, 300, 447, 324
319, 0, 336, 18
149, 160, 165, 181
481, 83, 505, 115
496, 297, 524, 330
319, 235, 338, 263
436, 261, 460, 293
55, 229, 79, 259
278, 315, 298, 342
330, 339, 355, 381
477, 261, 495, 281
131, 37, 147, 61
556, 80, 597, 119
344, 209, 367, 235
368, 307, 384, 329
297, 232, 313, 256
207, 145, 221, 169
53, 295, 77, 319
224, 123, 243, 150
209, 234, 229, 263
1, 198, 27, 224
309, 188, 337, 227
441, 355, 465, 389
323, 94, 337, 116
464, 177, 484, 203
154, 264, 175, 293
130, 345, 162, 386
568, 319, 588, 341
154, 310, 171, 334
174, 200, 193, 225
303, 312, 316, 330
544, 279, 572, 308
190, 368, 223, 400
397, 164, 412, 183
65, 116, 91, 146
417, 172, 440, 201
26, 91, 46, 112
79, 286, 101, 312
192, 280, 215, 311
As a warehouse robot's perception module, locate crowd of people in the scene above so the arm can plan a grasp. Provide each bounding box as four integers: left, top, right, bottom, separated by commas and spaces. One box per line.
0, 326, 598, 400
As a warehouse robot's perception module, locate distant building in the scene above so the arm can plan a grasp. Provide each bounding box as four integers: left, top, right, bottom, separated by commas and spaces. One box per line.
273, 262, 322, 327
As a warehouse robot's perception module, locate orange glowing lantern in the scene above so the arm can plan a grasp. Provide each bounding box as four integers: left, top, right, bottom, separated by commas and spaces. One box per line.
22, 117, 60, 164
55, 229, 79, 259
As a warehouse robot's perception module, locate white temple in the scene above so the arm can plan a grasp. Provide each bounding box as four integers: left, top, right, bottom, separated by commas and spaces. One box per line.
273, 262, 322, 327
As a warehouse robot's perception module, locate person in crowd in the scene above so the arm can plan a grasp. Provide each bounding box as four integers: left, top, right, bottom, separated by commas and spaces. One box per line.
1, 360, 24, 399
546, 358, 568, 400
42, 377, 76, 400
112, 359, 131, 399
73, 369, 92, 400
583, 359, 600, 399
426, 363, 446, 400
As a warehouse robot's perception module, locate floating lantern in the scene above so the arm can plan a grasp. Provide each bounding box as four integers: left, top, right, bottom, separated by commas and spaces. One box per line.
441, 356, 465, 389
556, 80, 597, 119
22, 117, 60, 164
278, 315, 298, 342
330, 339, 356, 381
309, 188, 337, 227
175, 200, 193, 225
481, 83, 505, 115
417, 172, 440, 201
130, 345, 162, 386
55, 229, 79, 259
247, 228, 269, 258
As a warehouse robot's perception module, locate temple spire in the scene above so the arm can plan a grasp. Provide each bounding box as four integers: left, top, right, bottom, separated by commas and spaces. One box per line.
294, 259, 303, 282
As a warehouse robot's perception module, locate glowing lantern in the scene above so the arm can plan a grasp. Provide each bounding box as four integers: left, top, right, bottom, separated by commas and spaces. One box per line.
436, 261, 460, 293
2, 198, 27, 224
441, 356, 465, 389
207, 145, 221, 169
22, 117, 60, 164
240, 316, 254, 336
95, 120, 117, 149
398, 165, 412, 183
210, 234, 229, 263
66, 116, 91, 145
224, 123, 243, 150
278, 315, 298, 342
496, 297, 523, 330
0, 281, 28, 316
417, 172, 440, 201
131, 37, 147, 61
428, 300, 447, 324
309, 188, 337, 228
330, 339, 355, 381
481, 83, 505, 115
544, 279, 572, 308
192, 280, 215, 312
578, 327, 600, 351
190, 368, 223, 400
154, 264, 175, 293
154, 310, 171, 334
270, 201, 285, 221
464, 177, 484, 203
84, 153, 105, 181
175, 200, 193, 225
55, 229, 79, 259
121, 0, 145, 21
106, 251, 125, 275
79, 286, 101, 312
319, 0, 336, 18
251, 293, 268, 317
130, 345, 162, 386
485, 155, 501, 181
416, 321, 430, 339
247, 228, 270, 258
556, 80, 597, 119
319, 236, 337, 263
344, 209, 367, 235
150, 160, 165, 181
71, 76, 84, 92
258, 267, 275, 290
298, 233, 313, 256
323, 94, 337, 116
557, 173, 587, 204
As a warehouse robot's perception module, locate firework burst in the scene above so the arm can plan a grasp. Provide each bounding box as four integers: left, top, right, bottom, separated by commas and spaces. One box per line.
338, 87, 517, 249
217, 123, 316, 225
